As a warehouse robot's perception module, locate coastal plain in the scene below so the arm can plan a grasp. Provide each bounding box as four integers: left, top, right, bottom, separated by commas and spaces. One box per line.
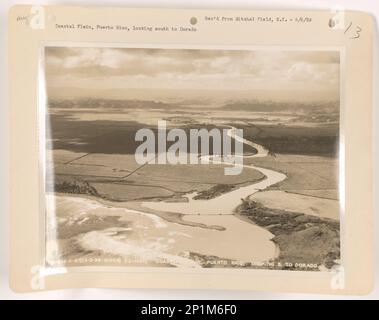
45, 97, 340, 270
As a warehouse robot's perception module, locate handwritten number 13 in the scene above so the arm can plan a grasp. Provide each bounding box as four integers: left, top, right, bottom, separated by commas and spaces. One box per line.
344, 22, 362, 39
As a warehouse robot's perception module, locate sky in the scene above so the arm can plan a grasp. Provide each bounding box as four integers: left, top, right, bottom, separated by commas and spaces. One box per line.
45, 47, 340, 101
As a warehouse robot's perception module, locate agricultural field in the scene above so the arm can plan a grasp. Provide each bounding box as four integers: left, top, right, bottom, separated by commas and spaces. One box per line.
49, 150, 264, 201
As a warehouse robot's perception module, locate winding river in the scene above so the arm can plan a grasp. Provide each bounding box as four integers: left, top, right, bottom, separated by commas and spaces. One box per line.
142, 127, 286, 215
56, 127, 288, 267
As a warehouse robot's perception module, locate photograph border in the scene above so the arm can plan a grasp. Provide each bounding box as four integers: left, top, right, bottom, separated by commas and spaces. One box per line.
39, 42, 346, 278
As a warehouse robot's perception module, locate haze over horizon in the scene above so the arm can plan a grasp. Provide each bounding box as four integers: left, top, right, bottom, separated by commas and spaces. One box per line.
45, 47, 340, 102
46, 87, 339, 103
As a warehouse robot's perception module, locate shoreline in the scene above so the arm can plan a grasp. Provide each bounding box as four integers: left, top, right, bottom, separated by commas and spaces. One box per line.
49, 184, 339, 271
51, 192, 226, 231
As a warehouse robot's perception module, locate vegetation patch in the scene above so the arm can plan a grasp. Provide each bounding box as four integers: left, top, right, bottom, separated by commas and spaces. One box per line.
53, 180, 100, 197
236, 199, 340, 270
193, 184, 236, 200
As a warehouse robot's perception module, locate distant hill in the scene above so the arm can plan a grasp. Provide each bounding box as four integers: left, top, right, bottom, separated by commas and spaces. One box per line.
221, 100, 339, 114
48, 98, 171, 110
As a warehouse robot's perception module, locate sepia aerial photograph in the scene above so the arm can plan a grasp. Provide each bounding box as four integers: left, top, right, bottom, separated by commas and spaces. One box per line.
44, 47, 340, 271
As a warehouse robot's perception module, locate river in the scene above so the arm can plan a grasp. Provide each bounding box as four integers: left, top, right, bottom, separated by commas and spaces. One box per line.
52, 127, 287, 267
142, 127, 286, 216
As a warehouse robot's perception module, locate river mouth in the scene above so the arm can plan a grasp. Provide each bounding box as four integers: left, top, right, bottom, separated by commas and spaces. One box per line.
47, 194, 277, 267
138, 164, 283, 265
136, 127, 286, 265
47, 128, 285, 267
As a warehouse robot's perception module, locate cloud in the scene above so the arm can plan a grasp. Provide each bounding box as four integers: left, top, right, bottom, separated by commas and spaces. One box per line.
45, 47, 339, 93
